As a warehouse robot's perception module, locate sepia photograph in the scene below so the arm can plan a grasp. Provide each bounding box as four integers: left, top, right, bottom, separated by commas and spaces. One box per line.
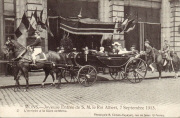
0, 0, 180, 117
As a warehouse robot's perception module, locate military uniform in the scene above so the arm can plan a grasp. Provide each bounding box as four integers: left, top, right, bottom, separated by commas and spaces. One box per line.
163, 43, 171, 60
29, 34, 42, 63
145, 45, 154, 65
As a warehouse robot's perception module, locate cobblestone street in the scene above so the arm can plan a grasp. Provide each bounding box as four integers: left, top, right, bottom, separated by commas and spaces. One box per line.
0, 75, 180, 117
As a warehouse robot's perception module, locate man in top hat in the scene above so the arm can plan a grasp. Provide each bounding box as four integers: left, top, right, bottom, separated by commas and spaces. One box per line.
28, 31, 42, 65
144, 40, 155, 72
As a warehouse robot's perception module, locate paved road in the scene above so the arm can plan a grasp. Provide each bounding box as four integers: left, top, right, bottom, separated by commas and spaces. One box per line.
0, 76, 180, 117
0, 71, 178, 87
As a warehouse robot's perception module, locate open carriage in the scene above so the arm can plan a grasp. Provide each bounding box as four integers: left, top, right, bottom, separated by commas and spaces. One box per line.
57, 17, 147, 87
58, 51, 147, 87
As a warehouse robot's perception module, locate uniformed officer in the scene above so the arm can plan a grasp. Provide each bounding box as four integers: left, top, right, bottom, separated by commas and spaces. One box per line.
162, 40, 171, 66
144, 40, 155, 72
28, 31, 42, 65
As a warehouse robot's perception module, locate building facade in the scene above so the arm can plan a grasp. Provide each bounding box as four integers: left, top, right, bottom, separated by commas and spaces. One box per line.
0, 0, 180, 57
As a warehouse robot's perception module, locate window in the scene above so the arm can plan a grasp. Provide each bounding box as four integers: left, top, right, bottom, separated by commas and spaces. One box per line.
3, 0, 15, 40
5, 18, 15, 40
4, 0, 15, 16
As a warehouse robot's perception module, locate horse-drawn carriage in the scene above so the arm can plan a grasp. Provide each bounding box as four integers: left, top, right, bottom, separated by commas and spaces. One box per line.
2, 17, 149, 91
52, 17, 147, 87
56, 48, 147, 88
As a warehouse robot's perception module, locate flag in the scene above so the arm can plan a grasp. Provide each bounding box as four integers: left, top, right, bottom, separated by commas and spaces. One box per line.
45, 19, 54, 37
37, 20, 46, 29
30, 12, 37, 30
34, 8, 38, 22
78, 8, 82, 18
124, 24, 135, 33
14, 28, 22, 38
15, 13, 30, 38
27, 12, 37, 36
124, 19, 135, 32
40, 10, 43, 21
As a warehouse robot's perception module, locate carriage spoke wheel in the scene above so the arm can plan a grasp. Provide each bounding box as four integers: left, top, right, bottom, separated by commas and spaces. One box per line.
125, 58, 147, 83
63, 68, 77, 83
109, 68, 125, 81
77, 65, 97, 87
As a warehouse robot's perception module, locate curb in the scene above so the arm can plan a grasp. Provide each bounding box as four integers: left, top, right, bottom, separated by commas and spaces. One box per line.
0, 75, 178, 89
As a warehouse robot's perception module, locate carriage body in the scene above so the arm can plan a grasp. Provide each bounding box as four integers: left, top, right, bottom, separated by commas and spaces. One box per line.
57, 17, 147, 86
59, 51, 147, 87
75, 52, 134, 67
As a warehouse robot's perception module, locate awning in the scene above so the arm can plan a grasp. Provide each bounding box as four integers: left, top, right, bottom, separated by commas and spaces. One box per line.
59, 17, 115, 35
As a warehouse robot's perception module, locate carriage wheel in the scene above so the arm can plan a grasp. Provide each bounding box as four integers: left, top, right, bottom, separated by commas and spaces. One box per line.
63, 68, 77, 83
125, 58, 147, 83
77, 65, 97, 87
62, 69, 71, 83
109, 68, 125, 81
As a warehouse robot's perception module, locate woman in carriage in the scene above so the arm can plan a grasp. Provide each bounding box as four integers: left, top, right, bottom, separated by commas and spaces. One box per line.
112, 42, 129, 55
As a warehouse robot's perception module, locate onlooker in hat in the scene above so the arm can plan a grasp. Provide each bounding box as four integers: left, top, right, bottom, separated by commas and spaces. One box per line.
27, 31, 42, 66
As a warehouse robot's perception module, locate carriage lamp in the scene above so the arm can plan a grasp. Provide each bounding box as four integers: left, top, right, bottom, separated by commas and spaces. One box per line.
84, 46, 89, 61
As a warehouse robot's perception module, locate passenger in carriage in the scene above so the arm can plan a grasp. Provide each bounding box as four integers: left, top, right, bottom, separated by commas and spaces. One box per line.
112, 42, 122, 54
99, 46, 105, 53
96, 46, 107, 56
130, 45, 139, 54
112, 42, 127, 54
130, 45, 140, 58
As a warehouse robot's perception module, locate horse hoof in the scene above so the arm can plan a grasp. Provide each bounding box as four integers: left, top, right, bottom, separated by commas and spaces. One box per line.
56, 86, 61, 89
51, 84, 55, 86
24, 89, 28, 92
14, 89, 17, 92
